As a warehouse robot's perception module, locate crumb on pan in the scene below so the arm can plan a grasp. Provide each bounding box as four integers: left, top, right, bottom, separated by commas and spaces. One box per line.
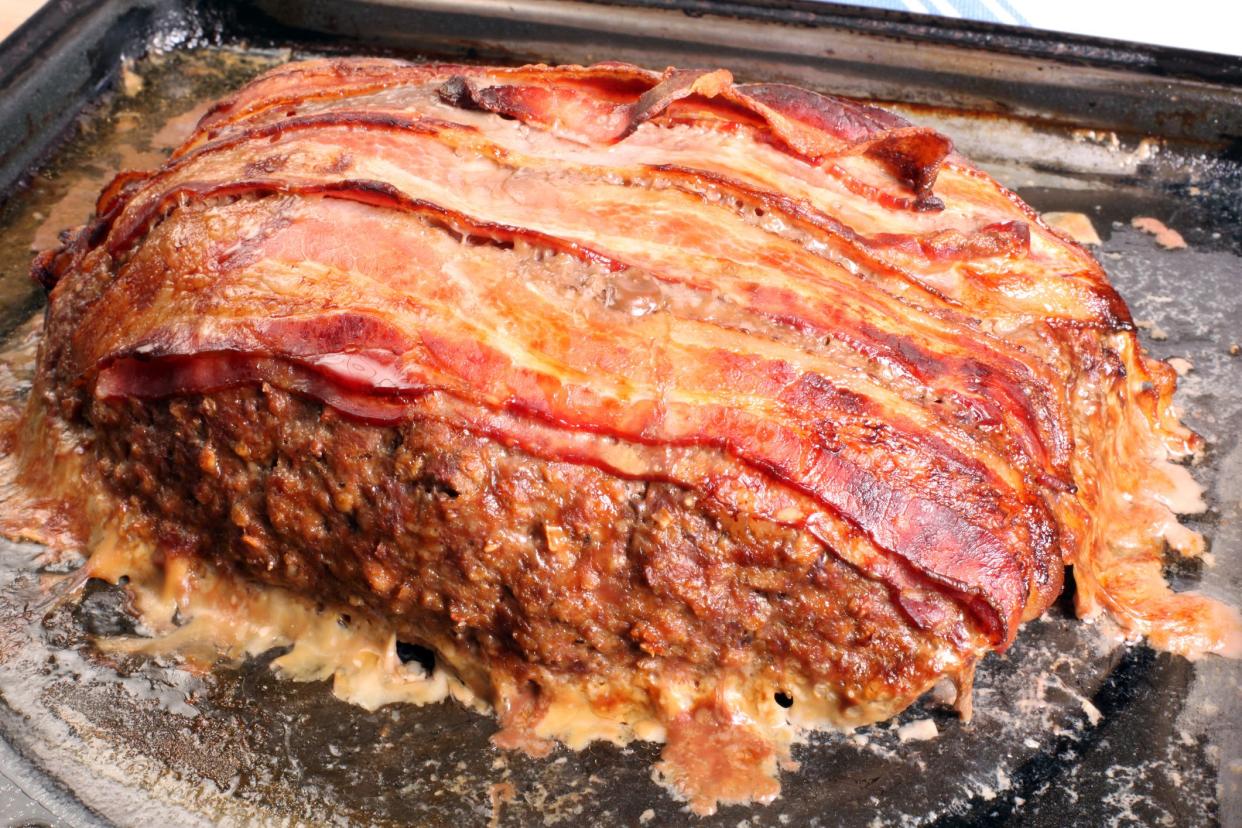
120, 60, 145, 97
897, 719, 939, 743
1131, 216, 1187, 250
1168, 357, 1194, 376
1042, 212, 1101, 246
1134, 319, 1169, 341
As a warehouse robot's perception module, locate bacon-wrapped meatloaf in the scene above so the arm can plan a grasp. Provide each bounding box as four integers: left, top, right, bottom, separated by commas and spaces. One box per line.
24, 59, 1238, 812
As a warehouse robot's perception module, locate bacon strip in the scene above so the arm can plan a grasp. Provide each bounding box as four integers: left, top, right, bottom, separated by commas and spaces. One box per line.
185, 59, 952, 209
434, 67, 951, 208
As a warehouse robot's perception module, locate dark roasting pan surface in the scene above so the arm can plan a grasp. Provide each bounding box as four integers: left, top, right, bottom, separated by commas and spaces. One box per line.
0, 2, 1240, 825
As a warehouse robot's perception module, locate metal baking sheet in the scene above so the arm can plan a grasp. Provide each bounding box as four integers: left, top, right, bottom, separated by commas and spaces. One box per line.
0, 2, 1239, 825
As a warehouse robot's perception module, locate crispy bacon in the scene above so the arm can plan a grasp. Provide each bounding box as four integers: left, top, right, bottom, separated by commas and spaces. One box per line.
30, 59, 1240, 810
433, 66, 951, 208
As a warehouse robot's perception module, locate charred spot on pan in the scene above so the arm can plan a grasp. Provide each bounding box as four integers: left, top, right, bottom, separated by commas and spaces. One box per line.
73, 578, 141, 638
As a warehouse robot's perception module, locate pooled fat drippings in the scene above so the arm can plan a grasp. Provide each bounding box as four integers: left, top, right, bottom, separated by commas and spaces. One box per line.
85, 527, 485, 714
1064, 336, 1242, 659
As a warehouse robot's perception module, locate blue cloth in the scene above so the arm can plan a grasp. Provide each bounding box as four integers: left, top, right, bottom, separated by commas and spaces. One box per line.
828, 0, 1028, 26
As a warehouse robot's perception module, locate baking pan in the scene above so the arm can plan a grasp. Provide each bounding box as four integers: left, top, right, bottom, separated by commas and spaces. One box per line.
0, 2, 1239, 825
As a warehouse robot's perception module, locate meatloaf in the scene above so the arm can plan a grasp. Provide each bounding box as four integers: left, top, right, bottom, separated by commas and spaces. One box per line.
19, 58, 1240, 812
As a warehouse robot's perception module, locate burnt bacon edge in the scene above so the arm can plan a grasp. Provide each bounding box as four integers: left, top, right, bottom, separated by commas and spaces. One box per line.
821, 161, 936, 213
433, 67, 952, 208
723, 83, 950, 206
